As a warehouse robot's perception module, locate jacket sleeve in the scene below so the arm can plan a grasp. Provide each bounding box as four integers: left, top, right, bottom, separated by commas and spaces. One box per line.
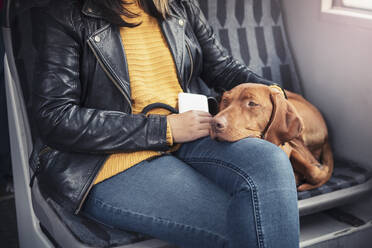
187, 0, 275, 91
32, 5, 169, 154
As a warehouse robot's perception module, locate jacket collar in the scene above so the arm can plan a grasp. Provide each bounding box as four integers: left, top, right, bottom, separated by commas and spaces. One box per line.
82, 0, 103, 18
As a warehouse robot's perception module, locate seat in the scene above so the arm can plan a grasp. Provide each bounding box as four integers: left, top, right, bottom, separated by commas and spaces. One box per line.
3, 0, 176, 247
4, 22, 176, 248
4, 0, 372, 248
198, 0, 372, 216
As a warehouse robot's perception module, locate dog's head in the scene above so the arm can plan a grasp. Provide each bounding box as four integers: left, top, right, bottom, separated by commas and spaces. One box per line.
210, 83, 303, 145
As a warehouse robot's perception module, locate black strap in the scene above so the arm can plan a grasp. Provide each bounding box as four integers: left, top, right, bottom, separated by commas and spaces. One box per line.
207, 97, 219, 116
141, 103, 178, 115
271, 83, 288, 99
141, 97, 219, 116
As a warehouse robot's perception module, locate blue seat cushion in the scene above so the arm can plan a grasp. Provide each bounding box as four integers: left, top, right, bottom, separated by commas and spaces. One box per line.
200, 0, 372, 201
47, 198, 152, 247
198, 0, 302, 93
298, 158, 372, 200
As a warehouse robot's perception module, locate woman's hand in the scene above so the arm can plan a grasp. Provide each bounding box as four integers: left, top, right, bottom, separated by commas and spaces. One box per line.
167, 110, 212, 143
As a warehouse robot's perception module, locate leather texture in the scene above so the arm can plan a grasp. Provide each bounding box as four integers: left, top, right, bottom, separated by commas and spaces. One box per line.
30, 0, 274, 214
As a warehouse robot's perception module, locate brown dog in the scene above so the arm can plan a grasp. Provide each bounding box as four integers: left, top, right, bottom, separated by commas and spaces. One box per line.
210, 83, 333, 191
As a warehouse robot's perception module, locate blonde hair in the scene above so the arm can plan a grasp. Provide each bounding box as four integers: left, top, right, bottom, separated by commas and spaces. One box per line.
152, 0, 170, 18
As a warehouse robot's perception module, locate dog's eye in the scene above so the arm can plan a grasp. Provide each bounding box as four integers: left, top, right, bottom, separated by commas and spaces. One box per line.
222, 98, 229, 106
248, 101, 258, 107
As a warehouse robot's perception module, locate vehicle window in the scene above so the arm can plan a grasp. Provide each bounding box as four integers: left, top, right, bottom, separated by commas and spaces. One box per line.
334, 0, 372, 11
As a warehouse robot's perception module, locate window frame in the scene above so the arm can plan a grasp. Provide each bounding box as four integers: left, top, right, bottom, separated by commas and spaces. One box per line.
340, 0, 372, 11
321, 0, 372, 29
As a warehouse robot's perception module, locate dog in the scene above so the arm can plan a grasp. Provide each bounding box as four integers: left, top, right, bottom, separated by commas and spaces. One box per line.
210, 83, 333, 191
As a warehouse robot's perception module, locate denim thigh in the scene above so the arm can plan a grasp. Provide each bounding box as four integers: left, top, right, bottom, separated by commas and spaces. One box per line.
81, 155, 231, 248
174, 137, 300, 248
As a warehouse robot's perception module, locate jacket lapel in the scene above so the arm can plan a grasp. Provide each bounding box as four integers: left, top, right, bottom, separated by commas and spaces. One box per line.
87, 25, 132, 104
82, 0, 186, 100
159, 15, 186, 87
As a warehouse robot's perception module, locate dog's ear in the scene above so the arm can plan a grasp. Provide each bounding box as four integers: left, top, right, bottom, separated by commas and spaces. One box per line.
264, 90, 303, 146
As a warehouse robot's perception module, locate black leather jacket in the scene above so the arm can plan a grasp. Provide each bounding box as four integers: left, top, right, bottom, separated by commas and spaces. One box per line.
30, 0, 273, 214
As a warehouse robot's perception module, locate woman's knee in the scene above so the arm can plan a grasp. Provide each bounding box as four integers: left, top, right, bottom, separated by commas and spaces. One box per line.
229, 138, 295, 186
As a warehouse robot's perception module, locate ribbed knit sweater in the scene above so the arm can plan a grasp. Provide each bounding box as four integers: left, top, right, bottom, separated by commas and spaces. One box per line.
93, 1, 183, 185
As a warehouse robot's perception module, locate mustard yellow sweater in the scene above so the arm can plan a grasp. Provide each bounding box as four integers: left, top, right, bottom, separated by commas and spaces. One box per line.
93, 2, 183, 185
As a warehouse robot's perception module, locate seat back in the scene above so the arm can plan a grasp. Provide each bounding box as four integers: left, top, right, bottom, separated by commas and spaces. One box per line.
197, 0, 302, 93
3, 29, 54, 248
198, 0, 372, 217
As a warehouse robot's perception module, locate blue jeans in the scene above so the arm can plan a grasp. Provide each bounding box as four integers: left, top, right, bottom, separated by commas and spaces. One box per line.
82, 137, 300, 248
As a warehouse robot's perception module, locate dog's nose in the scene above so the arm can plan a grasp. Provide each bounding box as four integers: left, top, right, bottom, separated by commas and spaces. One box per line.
211, 116, 228, 132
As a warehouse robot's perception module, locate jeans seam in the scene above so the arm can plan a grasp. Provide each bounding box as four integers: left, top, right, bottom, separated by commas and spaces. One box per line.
89, 196, 228, 245
183, 157, 265, 248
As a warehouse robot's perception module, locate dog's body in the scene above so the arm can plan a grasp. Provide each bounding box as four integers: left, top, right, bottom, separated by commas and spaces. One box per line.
210, 83, 333, 191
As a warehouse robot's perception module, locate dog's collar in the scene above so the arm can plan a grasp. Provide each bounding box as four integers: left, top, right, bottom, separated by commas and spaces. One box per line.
260, 101, 276, 140
269, 84, 288, 99
259, 97, 285, 146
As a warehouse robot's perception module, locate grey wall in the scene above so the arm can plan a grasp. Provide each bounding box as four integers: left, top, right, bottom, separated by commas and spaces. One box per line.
281, 0, 372, 167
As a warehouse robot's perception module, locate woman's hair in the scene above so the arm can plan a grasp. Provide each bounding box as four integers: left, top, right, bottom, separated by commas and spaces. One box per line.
91, 0, 170, 27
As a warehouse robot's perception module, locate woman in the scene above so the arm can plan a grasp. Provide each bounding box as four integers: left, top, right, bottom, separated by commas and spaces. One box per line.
31, 0, 300, 247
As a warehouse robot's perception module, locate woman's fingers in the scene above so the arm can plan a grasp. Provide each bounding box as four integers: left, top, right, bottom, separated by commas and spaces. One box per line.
167, 110, 213, 143
198, 116, 213, 124
194, 128, 210, 139
190, 110, 212, 124
197, 123, 212, 131
191, 110, 212, 117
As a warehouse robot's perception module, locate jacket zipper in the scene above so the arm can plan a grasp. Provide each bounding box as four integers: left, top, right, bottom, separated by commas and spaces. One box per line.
78, 37, 164, 215
29, 146, 52, 188
185, 42, 194, 93
78, 36, 132, 214
74, 22, 185, 214
74, 155, 110, 215
39, 146, 52, 156
87, 39, 132, 112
